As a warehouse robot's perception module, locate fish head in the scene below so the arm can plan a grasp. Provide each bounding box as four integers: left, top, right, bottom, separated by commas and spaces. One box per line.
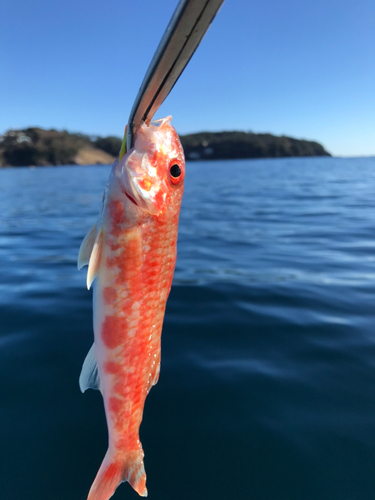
115, 116, 185, 216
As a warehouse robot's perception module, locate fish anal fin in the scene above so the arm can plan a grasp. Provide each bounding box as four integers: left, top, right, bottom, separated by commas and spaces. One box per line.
78, 224, 97, 270
147, 349, 161, 393
87, 229, 103, 290
79, 343, 100, 393
87, 449, 147, 500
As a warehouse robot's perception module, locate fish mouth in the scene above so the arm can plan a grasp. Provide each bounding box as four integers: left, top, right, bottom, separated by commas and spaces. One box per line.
123, 189, 138, 206
116, 150, 164, 215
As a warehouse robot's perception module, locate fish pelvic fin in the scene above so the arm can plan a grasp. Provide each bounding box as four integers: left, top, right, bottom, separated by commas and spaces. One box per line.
79, 343, 100, 393
87, 449, 147, 500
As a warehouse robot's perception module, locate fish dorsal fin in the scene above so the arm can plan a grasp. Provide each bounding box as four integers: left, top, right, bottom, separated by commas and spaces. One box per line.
78, 223, 97, 270
78, 224, 104, 290
79, 343, 101, 393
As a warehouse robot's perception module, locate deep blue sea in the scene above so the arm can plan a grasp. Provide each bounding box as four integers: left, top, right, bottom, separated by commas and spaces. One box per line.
1, 156, 375, 500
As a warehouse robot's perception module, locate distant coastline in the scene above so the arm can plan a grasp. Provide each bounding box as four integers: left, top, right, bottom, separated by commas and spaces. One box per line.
181, 131, 330, 161
0, 127, 330, 167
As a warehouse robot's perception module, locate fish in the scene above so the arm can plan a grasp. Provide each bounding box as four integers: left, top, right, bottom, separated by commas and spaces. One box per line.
77, 116, 185, 500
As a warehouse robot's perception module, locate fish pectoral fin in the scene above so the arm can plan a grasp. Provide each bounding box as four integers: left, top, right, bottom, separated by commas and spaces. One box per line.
86, 228, 103, 290
79, 343, 101, 393
78, 223, 97, 270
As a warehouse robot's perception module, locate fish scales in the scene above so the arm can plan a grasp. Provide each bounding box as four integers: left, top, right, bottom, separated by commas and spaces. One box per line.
78, 117, 185, 500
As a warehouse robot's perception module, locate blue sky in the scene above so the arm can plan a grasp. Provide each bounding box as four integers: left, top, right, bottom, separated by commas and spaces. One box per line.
1, 0, 374, 156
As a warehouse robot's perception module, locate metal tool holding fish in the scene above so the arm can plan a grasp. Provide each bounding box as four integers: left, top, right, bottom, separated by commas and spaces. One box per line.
126, 0, 225, 151
78, 1, 224, 499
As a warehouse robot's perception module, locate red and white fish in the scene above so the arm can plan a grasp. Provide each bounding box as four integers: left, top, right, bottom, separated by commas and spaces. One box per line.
78, 116, 185, 500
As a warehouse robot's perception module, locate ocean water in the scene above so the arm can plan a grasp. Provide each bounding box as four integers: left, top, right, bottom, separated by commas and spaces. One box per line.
1, 156, 375, 500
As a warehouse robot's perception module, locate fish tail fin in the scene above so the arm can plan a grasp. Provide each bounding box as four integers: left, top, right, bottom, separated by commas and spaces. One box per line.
87, 449, 147, 500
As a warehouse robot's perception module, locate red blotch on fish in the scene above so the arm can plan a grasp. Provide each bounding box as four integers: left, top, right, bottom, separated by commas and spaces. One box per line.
108, 396, 122, 415
103, 361, 122, 375
108, 200, 125, 236
101, 315, 127, 349
103, 287, 117, 304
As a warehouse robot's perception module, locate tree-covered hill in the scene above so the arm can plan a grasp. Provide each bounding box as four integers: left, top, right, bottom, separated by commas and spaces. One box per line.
180, 131, 330, 160
0, 128, 122, 167
0, 127, 330, 167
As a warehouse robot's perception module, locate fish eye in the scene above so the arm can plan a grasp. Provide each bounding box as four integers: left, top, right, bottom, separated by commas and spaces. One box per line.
170, 164, 181, 178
